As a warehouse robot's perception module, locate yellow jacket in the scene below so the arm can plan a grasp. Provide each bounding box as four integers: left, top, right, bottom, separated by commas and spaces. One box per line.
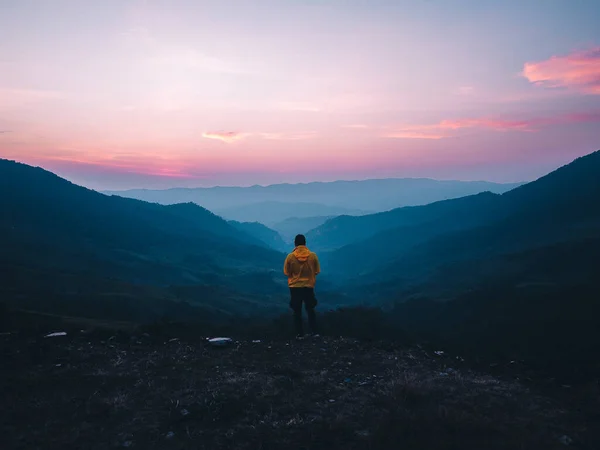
283, 245, 320, 288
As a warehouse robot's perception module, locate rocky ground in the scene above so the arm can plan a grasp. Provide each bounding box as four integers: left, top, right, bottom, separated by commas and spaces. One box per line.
1, 328, 599, 450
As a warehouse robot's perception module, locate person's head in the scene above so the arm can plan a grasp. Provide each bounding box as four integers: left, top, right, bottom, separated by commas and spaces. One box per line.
294, 234, 306, 247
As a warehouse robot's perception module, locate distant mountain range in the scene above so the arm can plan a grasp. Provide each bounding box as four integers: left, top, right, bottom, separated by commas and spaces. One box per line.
104, 178, 521, 225
215, 201, 368, 226
271, 215, 334, 243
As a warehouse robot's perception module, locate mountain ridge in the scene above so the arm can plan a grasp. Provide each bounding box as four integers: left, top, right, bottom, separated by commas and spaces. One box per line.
0, 158, 288, 321
320, 150, 600, 299
103, 177, 522, 216
106, 176, 523, 193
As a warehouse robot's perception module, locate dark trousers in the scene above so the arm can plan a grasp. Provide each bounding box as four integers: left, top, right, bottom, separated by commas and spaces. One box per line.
289, 287, 317, 336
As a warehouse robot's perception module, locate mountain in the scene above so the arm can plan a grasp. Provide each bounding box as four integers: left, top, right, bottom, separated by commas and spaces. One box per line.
228, 220, 287, 252
271, 215, 334, 243
321, 150, 600, 297
215, 201, 368, 226
306, 191, 503, 252
307, 150, 600, 382
104, 178, 521, 216
0, 159, 288, 321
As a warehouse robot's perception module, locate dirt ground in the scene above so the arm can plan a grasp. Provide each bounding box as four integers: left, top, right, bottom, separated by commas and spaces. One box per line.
2, 329, 598, 450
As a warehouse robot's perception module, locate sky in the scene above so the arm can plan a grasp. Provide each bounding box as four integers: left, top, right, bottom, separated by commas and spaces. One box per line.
1, 0, 599, 190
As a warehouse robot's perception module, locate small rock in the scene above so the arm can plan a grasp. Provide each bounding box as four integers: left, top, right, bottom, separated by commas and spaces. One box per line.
252, 340, 261, 343
559, 435, 573, 446
122, 441, 133, 448
45, 332, 67, 338
208, 337, 233, 347
166, 431, 175, 439
180, 409, 190, 416
344, 378, 352, 383
434, 351, 444, 356
328, 399, 336, 403
55, 364, 62, 367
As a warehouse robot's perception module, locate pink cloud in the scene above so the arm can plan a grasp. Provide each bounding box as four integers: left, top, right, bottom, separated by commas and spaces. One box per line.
202, 131, 246, 143
444, 112, 600, 131
522, 47, 600, 94
202, 130, 316, 143
438, 118, 535, 131
384, 111, 600, 139
39, 154, 197, 179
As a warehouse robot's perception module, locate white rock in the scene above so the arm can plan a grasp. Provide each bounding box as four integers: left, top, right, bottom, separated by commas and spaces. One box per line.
45, 332, 67, 338
208, 337, 233, 346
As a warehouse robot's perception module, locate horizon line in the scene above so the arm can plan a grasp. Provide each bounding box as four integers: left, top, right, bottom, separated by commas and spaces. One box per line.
101, 176, 527, 193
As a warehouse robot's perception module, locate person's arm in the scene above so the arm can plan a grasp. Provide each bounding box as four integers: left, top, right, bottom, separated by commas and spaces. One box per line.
313, 253, 321, 275
283, 255, 290, 276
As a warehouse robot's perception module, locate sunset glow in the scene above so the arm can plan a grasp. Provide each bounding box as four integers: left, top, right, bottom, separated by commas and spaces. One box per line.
1, 0, 599, 189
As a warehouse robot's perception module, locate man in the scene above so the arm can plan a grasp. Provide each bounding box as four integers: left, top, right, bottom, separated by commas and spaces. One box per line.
283, 234, 320, 338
